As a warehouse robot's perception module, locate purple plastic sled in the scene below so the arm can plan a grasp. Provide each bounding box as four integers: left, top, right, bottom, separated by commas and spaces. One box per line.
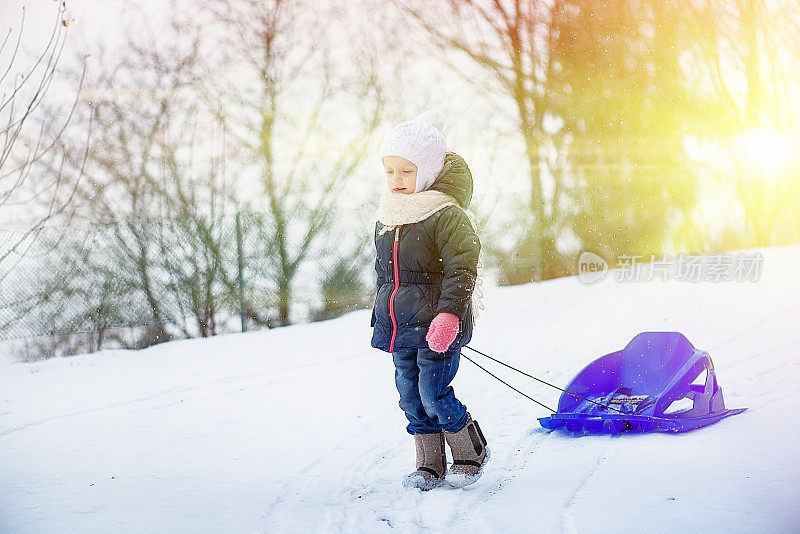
538, 332, 746, 434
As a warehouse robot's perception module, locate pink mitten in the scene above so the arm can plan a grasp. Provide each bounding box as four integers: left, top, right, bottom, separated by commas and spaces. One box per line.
426, 312, 460, 353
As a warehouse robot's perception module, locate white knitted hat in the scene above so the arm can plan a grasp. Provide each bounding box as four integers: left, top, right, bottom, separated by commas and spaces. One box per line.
379, 110, 446, 193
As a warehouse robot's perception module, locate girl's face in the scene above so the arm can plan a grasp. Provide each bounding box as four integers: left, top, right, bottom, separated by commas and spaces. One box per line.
383, 155, 417, 194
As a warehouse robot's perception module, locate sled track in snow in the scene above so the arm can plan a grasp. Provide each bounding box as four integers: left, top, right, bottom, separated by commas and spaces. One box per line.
560, 437, 614, 534
462, 427, 553, 509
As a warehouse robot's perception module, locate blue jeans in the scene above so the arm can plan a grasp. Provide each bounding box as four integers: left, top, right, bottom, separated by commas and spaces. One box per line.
392, 346, 469, 434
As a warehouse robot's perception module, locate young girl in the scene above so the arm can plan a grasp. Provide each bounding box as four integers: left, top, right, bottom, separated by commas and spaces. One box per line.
370, 110, 488, 490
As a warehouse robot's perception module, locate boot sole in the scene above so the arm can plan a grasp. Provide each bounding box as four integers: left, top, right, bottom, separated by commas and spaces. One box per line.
402, 473, 447, 491
445, 446, 491, 488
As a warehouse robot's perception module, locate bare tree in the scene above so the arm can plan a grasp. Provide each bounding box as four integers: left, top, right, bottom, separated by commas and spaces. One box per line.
199, 0, 384, 326
0, 2, 88, 278
3, 9, 243, 353
393, 1, 721, 279
2, 1, 390, 356
390, 0, 559, 281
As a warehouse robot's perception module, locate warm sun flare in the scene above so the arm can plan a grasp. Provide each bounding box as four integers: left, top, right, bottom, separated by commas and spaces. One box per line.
732, 127, 795, 179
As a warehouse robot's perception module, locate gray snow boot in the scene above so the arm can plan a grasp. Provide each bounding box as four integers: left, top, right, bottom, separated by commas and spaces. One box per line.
444, 413, 489, 488
402, 431, 447, 491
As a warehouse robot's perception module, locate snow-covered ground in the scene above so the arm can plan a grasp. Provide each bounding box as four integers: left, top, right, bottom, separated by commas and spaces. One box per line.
1, 245, 799, 533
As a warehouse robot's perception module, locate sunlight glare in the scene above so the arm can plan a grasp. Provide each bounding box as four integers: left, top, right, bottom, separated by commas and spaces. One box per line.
732, 127, 794, 179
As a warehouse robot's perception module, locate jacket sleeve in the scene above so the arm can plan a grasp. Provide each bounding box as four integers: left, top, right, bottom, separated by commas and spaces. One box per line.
433, 206, 480, 320
371, 223, 380, 327
374, 223, 380, 292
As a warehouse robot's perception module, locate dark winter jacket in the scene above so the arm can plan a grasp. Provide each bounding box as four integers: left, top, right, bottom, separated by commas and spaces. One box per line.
370, 152, 480, 353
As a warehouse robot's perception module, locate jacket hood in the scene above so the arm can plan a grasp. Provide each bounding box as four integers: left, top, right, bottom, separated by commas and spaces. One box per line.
429, 152, 473, 209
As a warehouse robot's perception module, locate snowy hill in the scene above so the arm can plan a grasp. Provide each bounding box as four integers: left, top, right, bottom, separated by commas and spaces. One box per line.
2, 246, 799, 533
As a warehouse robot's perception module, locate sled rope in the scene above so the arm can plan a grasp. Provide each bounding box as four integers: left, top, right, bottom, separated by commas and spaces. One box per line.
460, 351, 556, 412
462, 345, 628, 415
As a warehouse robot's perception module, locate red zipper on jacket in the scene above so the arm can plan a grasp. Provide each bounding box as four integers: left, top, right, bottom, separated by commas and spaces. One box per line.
388, 225, 401, 353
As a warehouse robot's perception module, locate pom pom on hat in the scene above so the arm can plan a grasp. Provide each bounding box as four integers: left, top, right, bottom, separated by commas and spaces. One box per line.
379, 109, 446, 193
416, 109, 444, 132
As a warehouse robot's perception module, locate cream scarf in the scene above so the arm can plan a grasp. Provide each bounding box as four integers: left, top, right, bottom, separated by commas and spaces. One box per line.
375, 188, 486, 322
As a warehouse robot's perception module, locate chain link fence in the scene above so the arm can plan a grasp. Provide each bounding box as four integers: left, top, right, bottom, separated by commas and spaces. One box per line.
0, 203, 379, 362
